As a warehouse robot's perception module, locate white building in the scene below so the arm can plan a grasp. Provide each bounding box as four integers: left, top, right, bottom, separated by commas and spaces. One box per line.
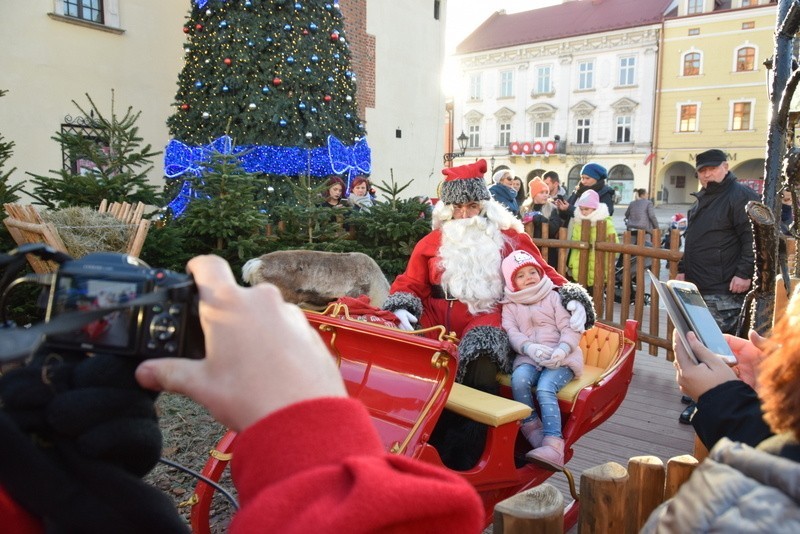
452, 0, 675, 203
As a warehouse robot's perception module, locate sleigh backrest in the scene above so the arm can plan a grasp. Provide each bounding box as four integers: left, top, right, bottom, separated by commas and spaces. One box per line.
304, 308, 458, 458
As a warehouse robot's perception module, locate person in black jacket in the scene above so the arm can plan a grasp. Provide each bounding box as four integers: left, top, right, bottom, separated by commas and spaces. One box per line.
675, 148, 759, 424
554, 162, 614, 227
677, 149, 759, 334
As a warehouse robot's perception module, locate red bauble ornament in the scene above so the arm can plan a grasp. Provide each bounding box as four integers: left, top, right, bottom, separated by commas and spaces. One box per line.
181, 103, 190, 111
273, 77, 282, 86
195, 23, 203, 31
183, 27, 190, 34
302, 29, 309, 35
324, 95, 332, 102
330, 31, 339, 41
223, 58, 232, 65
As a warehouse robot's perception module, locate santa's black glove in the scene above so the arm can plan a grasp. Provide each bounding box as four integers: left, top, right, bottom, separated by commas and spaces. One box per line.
0, 352, 188, 533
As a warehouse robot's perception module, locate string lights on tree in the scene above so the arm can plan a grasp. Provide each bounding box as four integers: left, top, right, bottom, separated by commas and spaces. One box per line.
165, 0, 370, 216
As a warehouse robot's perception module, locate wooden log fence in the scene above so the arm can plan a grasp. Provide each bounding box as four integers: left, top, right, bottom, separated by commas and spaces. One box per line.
493, 453, 699, 533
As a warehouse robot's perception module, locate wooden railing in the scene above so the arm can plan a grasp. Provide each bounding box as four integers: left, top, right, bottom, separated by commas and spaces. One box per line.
493, 452, 702, 533
528, 220, 684, 360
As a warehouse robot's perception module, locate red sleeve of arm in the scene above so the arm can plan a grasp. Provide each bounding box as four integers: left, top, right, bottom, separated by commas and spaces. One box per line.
506, 230, 567, 285
0, 487, 43, 534
230, 397, 484, 534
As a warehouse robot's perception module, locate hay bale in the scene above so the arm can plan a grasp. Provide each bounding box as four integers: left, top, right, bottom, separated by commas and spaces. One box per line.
40, 207, 135, 258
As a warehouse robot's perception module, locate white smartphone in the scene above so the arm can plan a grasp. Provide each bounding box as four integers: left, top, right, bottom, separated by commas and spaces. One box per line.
665, 280, 738, 366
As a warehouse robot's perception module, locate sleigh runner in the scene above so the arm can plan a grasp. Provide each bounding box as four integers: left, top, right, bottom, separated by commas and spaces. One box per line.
189, 306, 637, 532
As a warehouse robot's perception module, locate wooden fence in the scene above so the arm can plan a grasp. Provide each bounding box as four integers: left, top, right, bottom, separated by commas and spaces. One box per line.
528, 220, 797, 361
493, 452, 702, 533
528, 220, 684, 361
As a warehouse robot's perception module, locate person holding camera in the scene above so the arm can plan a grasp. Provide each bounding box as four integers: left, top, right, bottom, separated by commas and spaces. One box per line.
0, 255, 484, 532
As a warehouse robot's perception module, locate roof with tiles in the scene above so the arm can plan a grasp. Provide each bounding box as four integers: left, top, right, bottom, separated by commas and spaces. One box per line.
455, 0, 677, 55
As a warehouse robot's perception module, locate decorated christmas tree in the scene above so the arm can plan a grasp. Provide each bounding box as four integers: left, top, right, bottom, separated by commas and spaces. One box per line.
165, 0, 370, 216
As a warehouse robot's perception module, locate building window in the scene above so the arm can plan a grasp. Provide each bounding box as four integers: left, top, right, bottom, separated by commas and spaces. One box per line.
732, 101, 752, 130
736, 47, 756, 71
688, 28, 700, 36
687, 0, 704, 15
578, 61, 594, 90
498, 123, 512, 146
468, 124, 481, 148
616, 116, 632, 143
618, 56, 636, 86
742, 21, 755, 29
679, 104, 698, 132
576, 118, 591, 144
535, 66, 552, 94
499, 70, 514, 98
683, 52, 701, 76
469, 73, 482, 100
534, 120, 551, 138
64, 0, 104, 24
741, 0, 753, 6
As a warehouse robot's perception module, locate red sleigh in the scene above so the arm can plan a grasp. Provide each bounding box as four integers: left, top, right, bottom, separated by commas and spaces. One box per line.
189, 305, 637, 532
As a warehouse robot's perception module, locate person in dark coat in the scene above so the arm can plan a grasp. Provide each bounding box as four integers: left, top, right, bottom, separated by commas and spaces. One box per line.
488, 169, 520, 217
554, 162, 615, 227
676, 148, 759, 424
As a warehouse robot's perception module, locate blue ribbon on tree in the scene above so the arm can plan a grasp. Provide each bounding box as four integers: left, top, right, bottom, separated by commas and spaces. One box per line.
327, 135, 372, 191
194, 0, 209, 9
163, 135, 371, 216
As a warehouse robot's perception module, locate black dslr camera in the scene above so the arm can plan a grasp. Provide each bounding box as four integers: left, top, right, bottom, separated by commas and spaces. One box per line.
44, 252, 204, 360
0, 245, 204, 364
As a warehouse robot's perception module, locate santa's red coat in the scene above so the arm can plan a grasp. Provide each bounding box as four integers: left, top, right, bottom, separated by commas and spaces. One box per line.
390, 228, 567, 337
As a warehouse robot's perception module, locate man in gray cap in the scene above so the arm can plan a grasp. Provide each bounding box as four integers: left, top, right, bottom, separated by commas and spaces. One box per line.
675, 148, 759, 423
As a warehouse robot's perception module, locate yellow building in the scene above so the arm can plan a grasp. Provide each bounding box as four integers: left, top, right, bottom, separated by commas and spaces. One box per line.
652, 0, 777, 204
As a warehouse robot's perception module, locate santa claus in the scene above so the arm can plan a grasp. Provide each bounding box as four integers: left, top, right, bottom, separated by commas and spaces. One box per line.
383, 159, 594, 391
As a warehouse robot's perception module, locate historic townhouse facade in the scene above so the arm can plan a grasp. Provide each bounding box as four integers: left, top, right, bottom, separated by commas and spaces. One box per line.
1, 0, 447, 201
451, 0, 674, 203
652, 0, 777, 204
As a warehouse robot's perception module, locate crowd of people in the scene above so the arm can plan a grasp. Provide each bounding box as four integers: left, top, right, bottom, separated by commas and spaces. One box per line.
2, 150, 796, 531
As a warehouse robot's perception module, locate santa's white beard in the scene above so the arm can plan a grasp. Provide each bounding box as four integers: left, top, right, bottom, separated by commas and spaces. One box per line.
439, 216, 505, 314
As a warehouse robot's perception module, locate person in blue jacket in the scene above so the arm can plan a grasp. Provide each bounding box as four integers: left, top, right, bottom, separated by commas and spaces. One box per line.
489, 169, 519, 217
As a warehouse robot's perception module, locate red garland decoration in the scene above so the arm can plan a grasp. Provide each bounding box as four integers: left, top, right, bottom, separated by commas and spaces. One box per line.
545, 140, 556, 154
509, 142, 521, 155
532, 141, 544, 154
521, 142, 532, 154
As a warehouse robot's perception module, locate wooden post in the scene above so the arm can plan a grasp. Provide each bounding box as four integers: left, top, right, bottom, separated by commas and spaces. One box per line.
493, 483, 564, 534
692, 434, 708, 463
624, 456, 666, 534
664, 454, 699, 500
578, 462, 628, 533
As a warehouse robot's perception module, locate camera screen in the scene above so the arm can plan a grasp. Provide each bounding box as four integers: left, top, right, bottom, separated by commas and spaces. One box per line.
672, 287, 734, 356
49, 276, 142, 350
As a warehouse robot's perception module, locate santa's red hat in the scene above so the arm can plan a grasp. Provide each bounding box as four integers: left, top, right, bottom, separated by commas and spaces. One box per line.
439, 159, 490, 205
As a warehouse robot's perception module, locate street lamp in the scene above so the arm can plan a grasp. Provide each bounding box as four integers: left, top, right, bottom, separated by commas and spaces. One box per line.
443, 131, 469, 165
